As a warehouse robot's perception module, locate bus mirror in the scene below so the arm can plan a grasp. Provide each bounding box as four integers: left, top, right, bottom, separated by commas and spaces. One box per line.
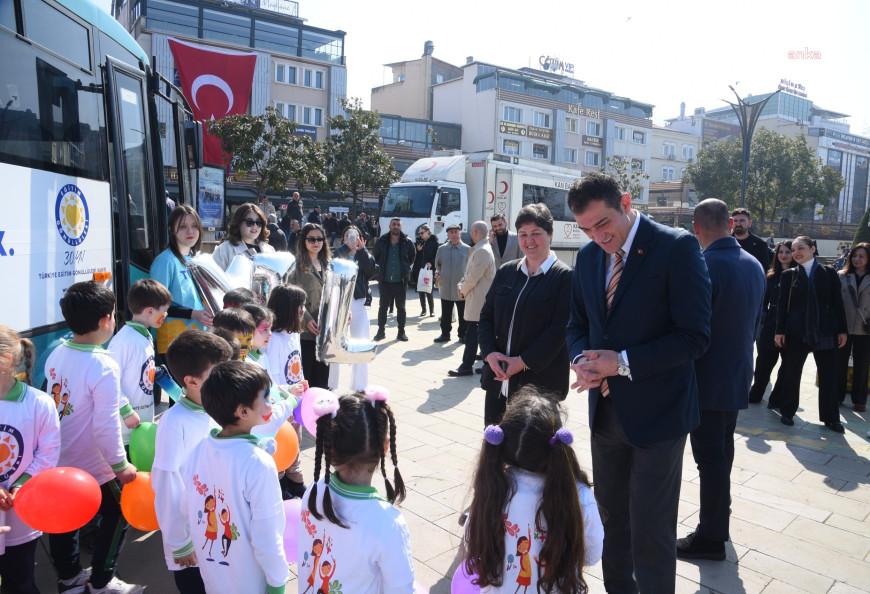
184, 121, 203, 169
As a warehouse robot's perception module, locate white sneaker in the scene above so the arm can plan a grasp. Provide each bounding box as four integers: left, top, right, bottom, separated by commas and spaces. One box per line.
58, 568, 91, 593
86, 577, 144, 594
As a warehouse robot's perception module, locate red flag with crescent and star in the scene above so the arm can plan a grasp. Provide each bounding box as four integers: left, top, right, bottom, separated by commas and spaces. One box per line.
168, 38, 258, 166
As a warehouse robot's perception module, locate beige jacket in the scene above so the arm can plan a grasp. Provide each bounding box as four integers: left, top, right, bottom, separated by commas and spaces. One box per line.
839, 271, 870, 335
459, 238, 496, 322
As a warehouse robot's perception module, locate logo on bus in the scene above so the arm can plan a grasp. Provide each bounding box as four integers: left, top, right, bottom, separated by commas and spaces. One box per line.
55, 184, 90, 246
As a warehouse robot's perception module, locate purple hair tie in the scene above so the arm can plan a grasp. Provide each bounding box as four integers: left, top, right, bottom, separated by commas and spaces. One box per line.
484, 425, 504, 445
549, 427, 574, 446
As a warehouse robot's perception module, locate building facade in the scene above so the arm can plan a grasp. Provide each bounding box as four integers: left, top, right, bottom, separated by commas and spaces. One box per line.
115, 0, 346, 202
667, 88, 869, 223
432, 61, 655, 202
649, 124, 700, 184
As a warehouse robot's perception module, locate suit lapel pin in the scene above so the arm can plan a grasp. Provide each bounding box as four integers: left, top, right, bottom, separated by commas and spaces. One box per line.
637, 248, 644, 255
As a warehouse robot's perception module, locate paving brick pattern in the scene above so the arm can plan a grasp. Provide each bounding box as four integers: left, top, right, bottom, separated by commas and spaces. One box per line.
27, 290, 870, 593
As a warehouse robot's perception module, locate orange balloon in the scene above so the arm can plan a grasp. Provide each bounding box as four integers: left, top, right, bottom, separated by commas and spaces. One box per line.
120, 472, 159, 532
14, 467, 101, 533
272, 421, 299, 470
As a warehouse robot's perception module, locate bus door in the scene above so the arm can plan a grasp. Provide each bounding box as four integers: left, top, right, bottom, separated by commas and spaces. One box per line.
104, 56, 161, 315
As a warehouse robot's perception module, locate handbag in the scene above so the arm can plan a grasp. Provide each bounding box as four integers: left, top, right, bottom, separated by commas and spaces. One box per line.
417, 268, 433, 293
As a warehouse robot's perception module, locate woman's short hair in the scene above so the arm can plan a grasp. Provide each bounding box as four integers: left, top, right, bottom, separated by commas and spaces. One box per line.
514, 203, 554, 236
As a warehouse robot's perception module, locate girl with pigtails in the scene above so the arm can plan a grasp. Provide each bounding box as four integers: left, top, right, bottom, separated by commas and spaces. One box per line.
298, 386, 416, 593
462, 388, 604, 593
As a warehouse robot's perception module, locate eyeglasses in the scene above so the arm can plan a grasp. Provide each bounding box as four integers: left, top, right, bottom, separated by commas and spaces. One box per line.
306, 236, 325, 244
243, 219, 263, 228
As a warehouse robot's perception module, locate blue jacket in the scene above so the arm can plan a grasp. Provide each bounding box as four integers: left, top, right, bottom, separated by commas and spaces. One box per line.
567, 215, 712, 446
694, 237, 765, 410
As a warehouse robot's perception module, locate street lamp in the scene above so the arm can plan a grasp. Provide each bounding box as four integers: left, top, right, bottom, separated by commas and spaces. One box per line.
725, 86, 779, 208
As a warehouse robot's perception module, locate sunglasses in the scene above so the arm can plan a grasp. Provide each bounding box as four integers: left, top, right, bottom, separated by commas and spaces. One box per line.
243, 218, 263, 228
306, 236, 325, 243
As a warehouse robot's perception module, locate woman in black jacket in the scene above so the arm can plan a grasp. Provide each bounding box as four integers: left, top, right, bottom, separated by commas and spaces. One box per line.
412, 224, 439, 316
477, 203, 572, 425
749, 241, 795, 407
329, 225, 378, 390
775, 236, 848, 432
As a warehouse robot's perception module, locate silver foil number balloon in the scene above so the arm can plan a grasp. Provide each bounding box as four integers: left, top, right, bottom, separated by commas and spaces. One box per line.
316, 259, 378, 364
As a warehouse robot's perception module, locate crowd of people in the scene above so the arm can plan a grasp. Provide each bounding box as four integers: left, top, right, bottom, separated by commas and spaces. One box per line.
1, 179, 867, 594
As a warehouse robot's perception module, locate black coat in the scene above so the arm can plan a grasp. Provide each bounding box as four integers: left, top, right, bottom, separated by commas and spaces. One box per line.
285, 200, 303, 224
735, 231, 772, 271
412, 235, 439, 283
371, 232, 416, 283
266, 223, 288, 252
478, 258, 573, 399
776, 262, 847, 343
758, 272, 784, 346
332, 244, 377, 300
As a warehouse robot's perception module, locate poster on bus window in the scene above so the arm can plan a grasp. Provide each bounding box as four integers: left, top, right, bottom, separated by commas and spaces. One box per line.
0, 163, 113, 334
197, 165, 225, 229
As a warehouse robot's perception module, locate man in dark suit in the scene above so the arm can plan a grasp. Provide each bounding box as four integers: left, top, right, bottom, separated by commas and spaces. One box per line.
566, 172, 712, 593
677, 199, 765, 561
489, 213, 521, 268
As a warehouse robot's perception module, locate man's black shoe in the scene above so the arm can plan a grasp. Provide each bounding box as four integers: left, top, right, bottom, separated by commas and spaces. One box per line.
824, 421, 845, 434
448, 368, 473, 377
474, 367, 483, 374
781, 416, 794, 426
397, 332, 409, 341
433, 335, 450, 343
373, 330, 386, 341
676, 531, 725, 561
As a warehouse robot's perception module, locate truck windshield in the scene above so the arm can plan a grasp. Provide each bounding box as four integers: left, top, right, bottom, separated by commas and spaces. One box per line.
382, 186, 436, 218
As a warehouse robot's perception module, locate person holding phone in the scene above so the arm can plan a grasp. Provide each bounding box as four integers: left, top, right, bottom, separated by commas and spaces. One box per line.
329, 226, 377, 390
412, 224, 439, 317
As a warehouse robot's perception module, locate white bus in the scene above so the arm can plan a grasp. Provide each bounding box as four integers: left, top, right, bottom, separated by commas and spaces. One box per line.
0, 0, 201, 386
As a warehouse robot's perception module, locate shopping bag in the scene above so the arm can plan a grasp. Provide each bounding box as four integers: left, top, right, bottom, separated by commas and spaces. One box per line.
417, 269, 433, 293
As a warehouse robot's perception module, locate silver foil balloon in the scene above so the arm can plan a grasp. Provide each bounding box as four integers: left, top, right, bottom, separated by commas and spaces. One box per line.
187, 253, 236, 316
225, 251, 296, 304
316, 259, 378, 364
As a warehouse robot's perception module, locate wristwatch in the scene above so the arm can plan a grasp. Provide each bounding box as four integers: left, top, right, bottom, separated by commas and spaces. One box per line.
616, 352, 630, 377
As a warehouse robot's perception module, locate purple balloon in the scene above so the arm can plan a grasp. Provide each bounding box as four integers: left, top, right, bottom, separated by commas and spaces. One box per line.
451, 562, 480, 593
282, 498, 302, 563
293, 394, 304, 425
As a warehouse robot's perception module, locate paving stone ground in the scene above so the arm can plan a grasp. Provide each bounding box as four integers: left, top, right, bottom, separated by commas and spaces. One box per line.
28, 288, 870, 593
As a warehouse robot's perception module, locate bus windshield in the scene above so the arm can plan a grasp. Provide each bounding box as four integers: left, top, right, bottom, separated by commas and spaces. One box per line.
382, 186, 436, 218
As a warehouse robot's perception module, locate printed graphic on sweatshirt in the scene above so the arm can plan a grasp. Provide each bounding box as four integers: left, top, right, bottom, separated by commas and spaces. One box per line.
193, 475, 238, 566
0, 424, 24, 482
139, 355, 155, 396
503, 516, 546, 593
283, 349, 303, 384
301, 510, 342, 594
47, 370, 73, 420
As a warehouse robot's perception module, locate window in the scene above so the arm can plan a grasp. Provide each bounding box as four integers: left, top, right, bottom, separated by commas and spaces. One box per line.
586, 121, 601, 137
316, 71, 323, 89
503, 139, 520, 155
436, 188, 462, 216
682, 144, 695, 160
299, 106, 323, 126
254, 20, 298, 55
436, 74, 444, 84
300, 30, 343, 65
503, 106, 522, 123
275, 102, 296, 121
275, 64, 284, 83
302, 106, 311, 125
301, 68, 323, 89
532, 144, 549, 160
314, 108, 322, 126
661, 166, 675, 181
202, 9, 250, 47
564, 148, 577, 164
275, 64, 297, 84
632, 158, 644, 172
146, 0, 198, 37
662, 142, 676, 158
632, 130, 646, 144
303, 69, 311, 87
585, 151, 600, 167
614, 126, 625, 141
566, 117, 578, 133
522, 184, 573, 222
534, 112, 551, 128
23, 0, 91, 68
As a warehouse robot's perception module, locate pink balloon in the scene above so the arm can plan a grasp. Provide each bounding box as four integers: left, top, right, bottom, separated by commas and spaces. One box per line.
282, 498, 302, 563
451, 562, 480, 594
300, 387, 333, 438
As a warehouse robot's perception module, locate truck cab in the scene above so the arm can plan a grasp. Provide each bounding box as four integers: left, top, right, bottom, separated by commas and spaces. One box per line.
380, 181, 467, 243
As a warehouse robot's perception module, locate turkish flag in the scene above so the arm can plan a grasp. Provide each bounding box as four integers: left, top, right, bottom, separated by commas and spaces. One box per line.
168, 38, 258, 166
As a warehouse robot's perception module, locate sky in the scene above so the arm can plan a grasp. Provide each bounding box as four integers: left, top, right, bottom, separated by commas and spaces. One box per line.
98, 0, 870, 134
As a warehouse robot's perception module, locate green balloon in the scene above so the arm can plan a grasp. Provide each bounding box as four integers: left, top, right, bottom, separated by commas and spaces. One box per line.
129, 422, 158, 472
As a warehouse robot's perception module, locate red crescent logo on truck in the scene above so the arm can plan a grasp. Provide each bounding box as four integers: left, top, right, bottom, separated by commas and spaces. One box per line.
421, 161, 438, 172
487, 191, 495, 204
499, 181, 509, 195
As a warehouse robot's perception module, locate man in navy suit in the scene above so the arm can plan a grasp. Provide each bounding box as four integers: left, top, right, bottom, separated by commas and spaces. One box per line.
678, 199, 765, 560
567, 173, 712, 593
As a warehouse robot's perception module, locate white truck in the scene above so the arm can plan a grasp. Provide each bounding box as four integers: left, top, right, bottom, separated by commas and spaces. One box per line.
379, 152, 589, 263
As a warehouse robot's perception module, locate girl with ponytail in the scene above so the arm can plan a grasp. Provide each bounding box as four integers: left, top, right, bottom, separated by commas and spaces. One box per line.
299, 386, 415, 592
462, 388, 604, 593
